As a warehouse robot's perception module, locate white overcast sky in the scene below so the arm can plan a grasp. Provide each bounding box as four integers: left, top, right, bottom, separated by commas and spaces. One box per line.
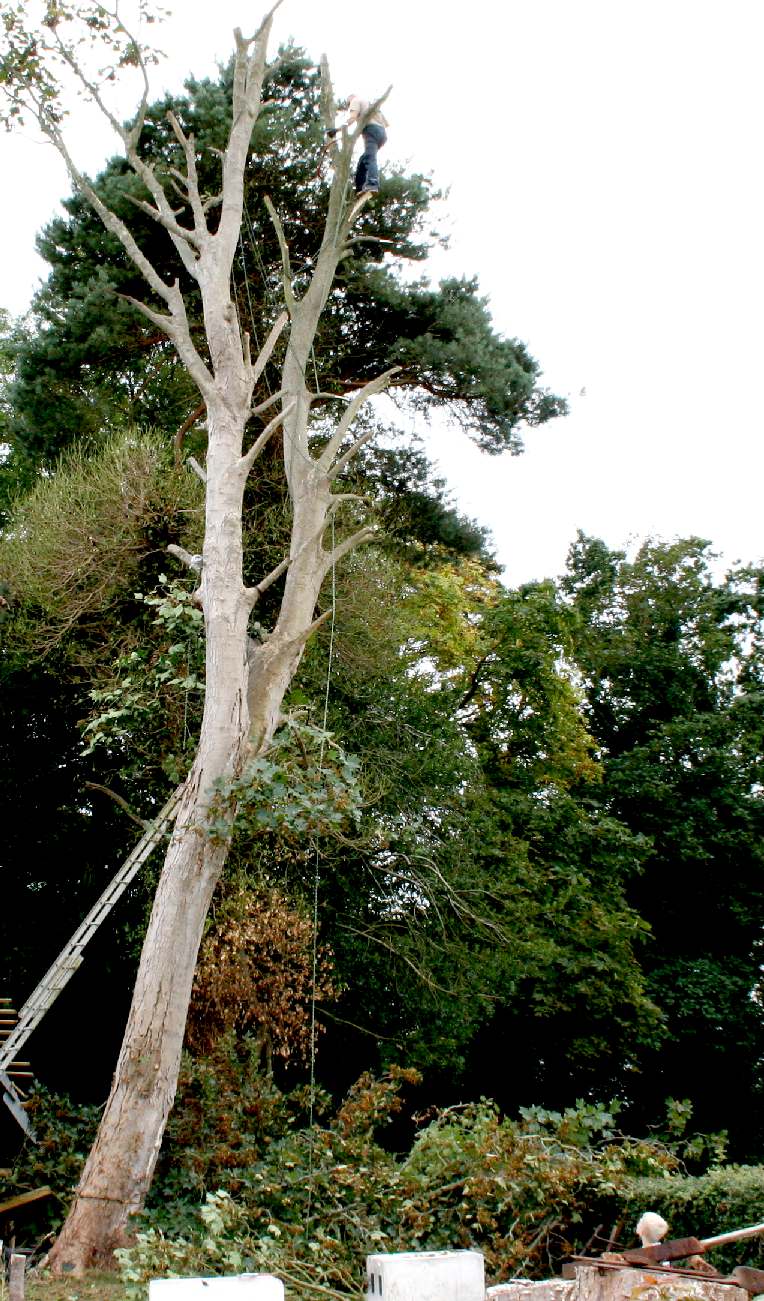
1, 0, 762, 586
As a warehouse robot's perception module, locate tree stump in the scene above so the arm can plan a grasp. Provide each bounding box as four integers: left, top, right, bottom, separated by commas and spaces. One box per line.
574, 1264, 747, 1301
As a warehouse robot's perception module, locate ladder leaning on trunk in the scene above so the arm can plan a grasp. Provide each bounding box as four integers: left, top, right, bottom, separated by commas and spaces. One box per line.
1, 783, 185, 1138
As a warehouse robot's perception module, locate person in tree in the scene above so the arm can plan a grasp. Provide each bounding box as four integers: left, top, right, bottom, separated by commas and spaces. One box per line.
330, 93, 389, 194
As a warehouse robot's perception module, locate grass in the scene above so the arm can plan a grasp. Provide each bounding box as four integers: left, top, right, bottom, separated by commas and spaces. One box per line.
3, 1270, 126, 1301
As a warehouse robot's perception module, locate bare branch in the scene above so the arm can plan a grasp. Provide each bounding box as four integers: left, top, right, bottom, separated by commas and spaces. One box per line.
305, 608, 333, 638
165, 110, 206, 233
310, 391, 352, 406
84, 783, 149, 832
263, 197, 296, 312
118, 293, 175, 333
244, 507, 336, 609
245, 555, 291, 606
324, 526, 376, 571
344, 236, 397, 248
122, 190, 202, 252
318, 367, 400, 470
251, 389, 287, 417
252, 311, 289, 385
47, 23, 129, 146
44, 17, 199, 283
328, 427, 378, 480
43, 124, 175, 307
239, 399, 296, 475
328, 492, 370, 510
173, 401, 206, 466
187, 457, 207, 485
217, 8, 282, 263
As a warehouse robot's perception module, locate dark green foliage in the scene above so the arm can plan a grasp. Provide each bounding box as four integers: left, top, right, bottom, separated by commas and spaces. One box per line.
563, 534, 764, 1150
275, 563, 660, 1100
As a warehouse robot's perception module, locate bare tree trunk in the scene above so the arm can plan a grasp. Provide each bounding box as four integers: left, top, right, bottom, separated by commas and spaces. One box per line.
25, 11, 395, 1273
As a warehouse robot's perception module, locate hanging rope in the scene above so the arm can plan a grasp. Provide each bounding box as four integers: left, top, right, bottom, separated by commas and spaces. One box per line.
306, 515, 337, 1225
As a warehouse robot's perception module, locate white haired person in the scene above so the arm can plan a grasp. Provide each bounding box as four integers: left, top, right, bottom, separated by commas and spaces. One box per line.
329, 93, 389, 196
636, 1212, 669, 1247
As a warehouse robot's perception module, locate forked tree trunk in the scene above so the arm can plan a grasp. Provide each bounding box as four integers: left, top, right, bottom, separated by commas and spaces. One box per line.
37, 8, 393, 1274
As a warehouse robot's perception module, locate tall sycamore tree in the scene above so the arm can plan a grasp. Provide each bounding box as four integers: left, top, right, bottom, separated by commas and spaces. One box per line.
0, 0, 402, 1270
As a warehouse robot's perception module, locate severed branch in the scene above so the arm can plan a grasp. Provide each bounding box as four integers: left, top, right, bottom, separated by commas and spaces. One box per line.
247, 555, 291, 605
167, 544, 203, 573
310, 391, 351, 406
244, 502, 345, 609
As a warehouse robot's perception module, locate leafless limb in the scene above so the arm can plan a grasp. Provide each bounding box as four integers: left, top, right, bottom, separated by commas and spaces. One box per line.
329, 427, 379, 480
122, 190, 202, 251
173, 400, 206, 464
251, 311, 289, 385
239, 399, 296, 475
310, 391, 351, 406
167, 544, 203, 572
84, 782, 149, 831
324, 525, 376, 572
243, 509, 330, 608
251, 389, 286, 417
165, 111, 207, 233
318, 367, 400, 471
187, 456, 207, 485
247, 556, 291, 605
263, 197, 295, 312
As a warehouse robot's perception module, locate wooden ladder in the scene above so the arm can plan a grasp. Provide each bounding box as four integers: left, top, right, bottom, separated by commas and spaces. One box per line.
0, 784, 185, 1137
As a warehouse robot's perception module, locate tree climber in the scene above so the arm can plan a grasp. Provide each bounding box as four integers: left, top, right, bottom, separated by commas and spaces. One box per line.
329, 93, 389, 195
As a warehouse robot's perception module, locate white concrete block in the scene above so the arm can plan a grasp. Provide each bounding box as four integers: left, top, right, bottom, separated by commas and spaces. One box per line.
487, 1281, 575, 1301
148, 1274, 284, 1300
365, 1249, 485, 1301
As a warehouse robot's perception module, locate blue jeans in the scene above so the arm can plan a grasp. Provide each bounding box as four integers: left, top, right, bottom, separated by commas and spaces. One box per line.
355, 123, 387, 192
